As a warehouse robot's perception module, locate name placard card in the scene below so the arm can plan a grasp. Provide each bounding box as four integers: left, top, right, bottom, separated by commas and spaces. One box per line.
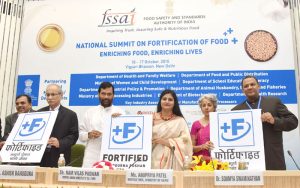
126, 169, 173, 185
58, 167, 102, 183
214, 170, 264, 186
0, 165, 36, 180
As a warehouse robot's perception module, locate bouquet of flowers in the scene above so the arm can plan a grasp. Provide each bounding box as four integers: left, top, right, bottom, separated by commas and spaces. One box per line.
92, 160, 114, 170
191, 155, 230, 171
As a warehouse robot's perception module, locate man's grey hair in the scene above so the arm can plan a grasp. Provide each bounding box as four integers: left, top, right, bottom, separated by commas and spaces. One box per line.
46, 84, 63, 95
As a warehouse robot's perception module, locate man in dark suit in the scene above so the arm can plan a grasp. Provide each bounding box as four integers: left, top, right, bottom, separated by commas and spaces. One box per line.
39, 84, 79, 167
232, 75, 298, 170
3, 94, 35, 141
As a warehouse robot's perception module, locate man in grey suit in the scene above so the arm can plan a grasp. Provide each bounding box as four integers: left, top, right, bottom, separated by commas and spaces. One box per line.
232, 75, 298, 170
38, 84, 79, 167
3, 94, 34, 141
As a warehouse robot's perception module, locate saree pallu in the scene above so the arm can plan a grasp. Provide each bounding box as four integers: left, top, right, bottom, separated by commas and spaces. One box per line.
152, 117, 193, 170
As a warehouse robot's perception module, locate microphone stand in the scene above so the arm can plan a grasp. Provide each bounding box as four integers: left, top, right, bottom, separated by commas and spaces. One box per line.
209, 149, 215, 170
128, 159, 139, 169
287, 150, 300, 170
170, 146, 175, 170
66, 155, 84, 167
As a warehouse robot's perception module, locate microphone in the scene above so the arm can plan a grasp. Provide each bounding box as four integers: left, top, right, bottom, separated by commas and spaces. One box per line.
287, 150, 300, 170
170, 146, 175, 169
128, 154, 146, 169
128, 159, 139, 169
66, 155, 84, 167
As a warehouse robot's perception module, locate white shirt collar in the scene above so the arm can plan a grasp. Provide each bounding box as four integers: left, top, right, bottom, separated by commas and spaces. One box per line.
100, 105, 113, 111
50, 104, 60, 111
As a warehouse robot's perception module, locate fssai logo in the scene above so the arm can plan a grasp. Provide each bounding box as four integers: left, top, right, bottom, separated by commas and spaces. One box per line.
99, 8, 135, 27
108, 116, 144, 149
217, 111, 255, 147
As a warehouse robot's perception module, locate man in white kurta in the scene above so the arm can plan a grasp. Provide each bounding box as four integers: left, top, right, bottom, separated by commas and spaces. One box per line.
79, 82, 124, 168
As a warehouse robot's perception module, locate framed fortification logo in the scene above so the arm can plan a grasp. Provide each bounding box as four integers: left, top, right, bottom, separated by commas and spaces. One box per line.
0, 111, 58, 163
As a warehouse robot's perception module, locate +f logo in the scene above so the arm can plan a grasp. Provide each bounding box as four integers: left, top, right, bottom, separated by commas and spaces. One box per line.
22, 118, 43, 132
221, 118, 251, 141
113, 123, 135, 138
112, 123, 141, 144
221, 119, 244, 136
19, 118, 46, 136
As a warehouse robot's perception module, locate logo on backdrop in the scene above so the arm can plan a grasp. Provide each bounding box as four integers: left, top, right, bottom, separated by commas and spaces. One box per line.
217, 111, 255, 147
14, 113, 51, 141
99, 8, 136, 27
17, 75, 40, 106
24, 79, 33, 95
109, 116, 144, 149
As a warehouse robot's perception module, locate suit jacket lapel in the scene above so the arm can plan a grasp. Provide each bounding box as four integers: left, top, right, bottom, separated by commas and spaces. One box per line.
55, 106, 65, 125
12, 113, 19, 125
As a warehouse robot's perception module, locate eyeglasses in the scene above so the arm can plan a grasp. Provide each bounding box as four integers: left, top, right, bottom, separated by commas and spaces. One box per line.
46, 93, 60, 97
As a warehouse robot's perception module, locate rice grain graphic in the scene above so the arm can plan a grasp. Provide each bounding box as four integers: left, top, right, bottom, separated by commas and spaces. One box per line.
244, 30, 277, 62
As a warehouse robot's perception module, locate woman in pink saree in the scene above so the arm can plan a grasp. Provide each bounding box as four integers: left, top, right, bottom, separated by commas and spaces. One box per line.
190, 94, 217, 160
152, 89, 193, 170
